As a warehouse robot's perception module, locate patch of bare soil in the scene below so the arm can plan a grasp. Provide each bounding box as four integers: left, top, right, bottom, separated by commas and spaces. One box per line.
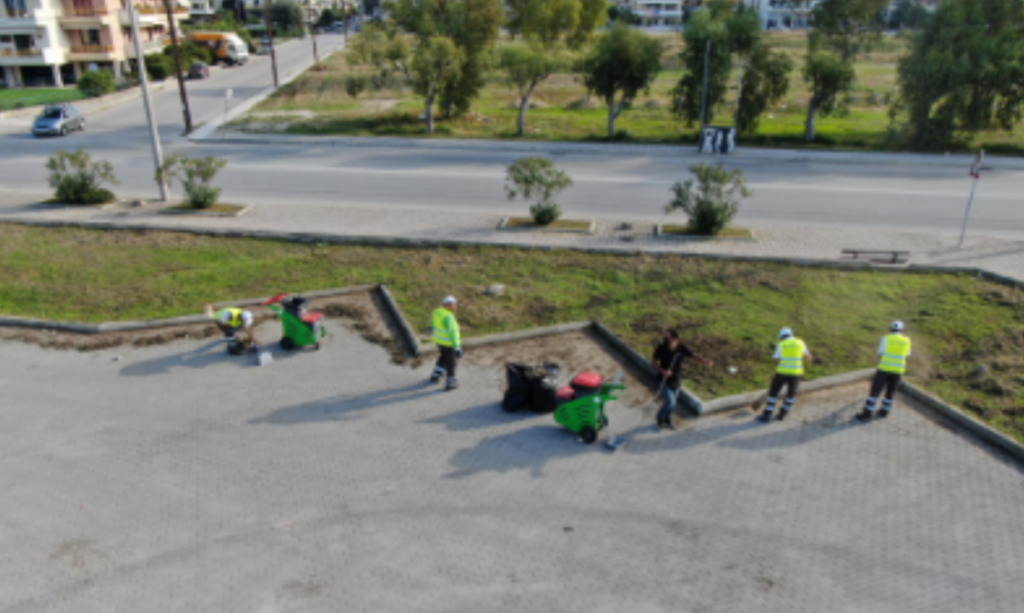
466, 328, 656, 409
318, 291, 416, 366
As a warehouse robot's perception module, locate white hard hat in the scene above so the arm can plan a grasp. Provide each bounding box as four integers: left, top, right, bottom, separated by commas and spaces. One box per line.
890, 320, 904, 332
443, 295, 457, 305
778, 327, 793, 340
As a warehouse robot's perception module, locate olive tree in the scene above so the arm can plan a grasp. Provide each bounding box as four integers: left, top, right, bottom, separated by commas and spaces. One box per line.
156, 154, 228, 209
579, 23, 662, 139
46, 148, 118, 205
498, 41, 563, 136
802, 51, 856, 142
410, 36, 463, 134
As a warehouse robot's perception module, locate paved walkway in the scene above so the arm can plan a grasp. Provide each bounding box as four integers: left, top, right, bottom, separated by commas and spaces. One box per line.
2, 318, 1022, 612
1, 191, 1022, 284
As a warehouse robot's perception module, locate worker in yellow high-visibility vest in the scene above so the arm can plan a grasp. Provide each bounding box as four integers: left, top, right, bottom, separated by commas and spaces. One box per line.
856, 321, 912, 422
207, 304, 260, 355
757, 327, 814, 423
429, 295, 462, 390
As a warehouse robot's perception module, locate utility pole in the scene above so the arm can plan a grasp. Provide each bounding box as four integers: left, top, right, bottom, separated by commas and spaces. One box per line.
310, 16, 319, 63
128, 5, 169, 201
264, 0, 279, 87
958, 150, 985, 248
698, 39, 710, 151
163, 0, 192, 134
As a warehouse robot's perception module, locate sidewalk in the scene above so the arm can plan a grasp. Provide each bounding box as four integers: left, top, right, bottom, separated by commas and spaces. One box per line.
2, 191, 1022, 285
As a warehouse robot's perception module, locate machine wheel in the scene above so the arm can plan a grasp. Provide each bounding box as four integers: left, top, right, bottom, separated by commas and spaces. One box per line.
580, 426, 598, 445
280, 337, 296, 351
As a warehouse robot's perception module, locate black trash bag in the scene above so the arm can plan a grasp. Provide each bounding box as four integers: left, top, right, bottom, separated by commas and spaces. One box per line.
529, 369, 560, 414
502, 363, 532, 413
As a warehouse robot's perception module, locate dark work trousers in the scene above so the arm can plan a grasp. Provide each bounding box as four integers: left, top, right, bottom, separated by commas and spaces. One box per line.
764, 374, 801, 414
433, 346, 458, 380
863, 370, 901, 413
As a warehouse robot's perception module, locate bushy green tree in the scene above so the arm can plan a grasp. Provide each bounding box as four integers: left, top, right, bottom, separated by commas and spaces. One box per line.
736, 49, 794, 134
270, 0, 303, 31
143, 54, 172, 80
77, 70, 115, 97
579, 22, 662, 139
347, 22, 412, 79
498, 41, 563, 136
46, 148, 118, 205
504, 157, 573, 225
896, 0, 1024, 148
390, 0, 504, 117
802, 51, 855, 141
666, 162, 749, 236
506, 0, 607, 48
156, 155, 228, 209
409, 36, 463, 133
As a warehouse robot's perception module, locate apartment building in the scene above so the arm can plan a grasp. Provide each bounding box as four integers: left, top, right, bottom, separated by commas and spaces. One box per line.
0, 0, 187, 88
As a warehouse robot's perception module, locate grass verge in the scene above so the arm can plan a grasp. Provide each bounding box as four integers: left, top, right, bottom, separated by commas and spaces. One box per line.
1, 224, 1022, 440
0, 87, 85, 111
504, 218, 592, 232
661, 225, 753, 239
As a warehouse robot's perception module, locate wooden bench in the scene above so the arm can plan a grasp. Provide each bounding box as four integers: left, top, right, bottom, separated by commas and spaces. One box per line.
841, 249, 910, 265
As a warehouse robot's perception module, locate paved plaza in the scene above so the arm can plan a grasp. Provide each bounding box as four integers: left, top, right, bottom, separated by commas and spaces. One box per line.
2, 313, 1023, 613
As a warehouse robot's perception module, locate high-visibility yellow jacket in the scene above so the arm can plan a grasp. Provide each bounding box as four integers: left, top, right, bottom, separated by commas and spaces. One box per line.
878, 333, 911, 374
432, 307, 460, 349
216, 307, 244, 328
776, 337, 807, 376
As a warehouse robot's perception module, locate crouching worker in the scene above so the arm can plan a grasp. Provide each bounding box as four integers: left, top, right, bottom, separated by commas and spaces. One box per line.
430, 295, 462, 391
207, 304, 260, 355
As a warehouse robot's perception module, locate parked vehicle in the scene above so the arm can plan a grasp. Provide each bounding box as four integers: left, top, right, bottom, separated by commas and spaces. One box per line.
188, 31, 249, 65
31, 104, 84, 137
188, 61, 210, 79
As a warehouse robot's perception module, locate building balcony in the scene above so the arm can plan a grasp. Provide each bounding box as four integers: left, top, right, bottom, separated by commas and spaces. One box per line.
124, 37, 163, 56
0, 47, 41, 57
68, 42, 117, 58
120, 5, 187, 26
0, 11, 47, 33
0, 45, 61, 64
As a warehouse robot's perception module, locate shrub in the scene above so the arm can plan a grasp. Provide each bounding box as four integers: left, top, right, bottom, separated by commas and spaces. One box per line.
77, 70, 116, 97
529, 202, 562, 225
46, 148, 118, 205
144, 53, 172, 80
504, 157, 573, 226
665, 162, 750, 236
345, 75, 367, 98
156, 154, 228, 209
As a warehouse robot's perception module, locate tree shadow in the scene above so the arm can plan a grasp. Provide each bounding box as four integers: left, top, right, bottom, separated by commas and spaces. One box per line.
248, 380, 437, 425
444, 424, 599, 479
417, 403, 540, 432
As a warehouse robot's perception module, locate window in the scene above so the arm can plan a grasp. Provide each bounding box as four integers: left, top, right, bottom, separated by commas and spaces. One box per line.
5, 0, 28, 18
0, 35, 12, 43
86, 29, 100, 45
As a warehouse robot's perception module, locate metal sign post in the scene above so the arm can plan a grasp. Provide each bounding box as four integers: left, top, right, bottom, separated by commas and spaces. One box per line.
222, 88, 232, 140
958, 150, 985, 248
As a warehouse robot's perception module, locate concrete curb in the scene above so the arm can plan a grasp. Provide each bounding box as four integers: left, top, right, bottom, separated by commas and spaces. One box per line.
417, 321, 592, 355
158, 203, 254, 218
0, 285, 377, 334
654, 224, 757, 242
1, 218, 1021, 287
701, 368, 876, 416
899, 380, 1024, 463
377, 284, 421, 358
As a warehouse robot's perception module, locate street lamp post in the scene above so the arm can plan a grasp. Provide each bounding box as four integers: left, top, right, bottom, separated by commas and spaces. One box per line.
128, 5, 169, 201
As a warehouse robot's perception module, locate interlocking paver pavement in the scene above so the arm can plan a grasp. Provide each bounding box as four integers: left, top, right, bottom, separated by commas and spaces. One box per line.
2, 190, 1022, 284
2, 320, 1023, 612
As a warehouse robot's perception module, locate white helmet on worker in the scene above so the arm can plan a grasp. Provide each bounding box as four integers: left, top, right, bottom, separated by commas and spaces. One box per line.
778, 327, 793, 340
443, 295, 458, 306
890, 320, 904, 332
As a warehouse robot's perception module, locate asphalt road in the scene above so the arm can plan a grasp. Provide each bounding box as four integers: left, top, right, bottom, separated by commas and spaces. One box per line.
1, 37, 1021, 239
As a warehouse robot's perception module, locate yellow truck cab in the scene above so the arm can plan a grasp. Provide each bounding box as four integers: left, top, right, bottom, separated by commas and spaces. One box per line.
188, 31, 249, 65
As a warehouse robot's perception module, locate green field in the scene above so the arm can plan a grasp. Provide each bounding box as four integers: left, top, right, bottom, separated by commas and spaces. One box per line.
2, 224, 1022, 441
0, 87, 84, 111
236, 31, 1024, 153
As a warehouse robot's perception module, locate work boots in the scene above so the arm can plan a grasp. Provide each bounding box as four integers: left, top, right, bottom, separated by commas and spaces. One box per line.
445, 377, 458, 391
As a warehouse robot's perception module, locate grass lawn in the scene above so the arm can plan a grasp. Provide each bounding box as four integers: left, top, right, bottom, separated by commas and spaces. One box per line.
236, 31, 1024, 154
2, 224, 1023, 441
0, 87, 84, 111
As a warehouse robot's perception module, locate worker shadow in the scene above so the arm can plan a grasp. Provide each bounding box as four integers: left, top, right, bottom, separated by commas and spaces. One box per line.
716, 403, 863, 452
417, 403, 540, 432
622, 412, 764, 456
119, 340, 248, 377
444, 424, 596, 479
249, 380, 435, 425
